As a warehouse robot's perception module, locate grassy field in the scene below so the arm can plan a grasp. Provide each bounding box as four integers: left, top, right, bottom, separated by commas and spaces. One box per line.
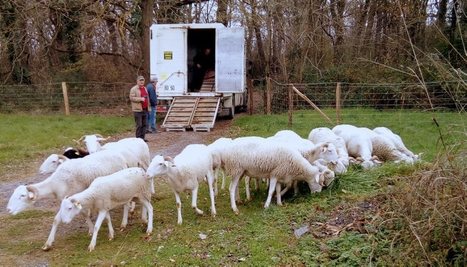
0, 109, 465, 266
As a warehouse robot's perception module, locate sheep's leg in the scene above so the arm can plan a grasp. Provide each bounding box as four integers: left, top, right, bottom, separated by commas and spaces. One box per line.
140, 198, 153, 234
150, 177, 155, 194
275, 182, 283, 206
280, 184, 291, 196
264, 177, 277, 209
120, 203, 129, 230
235, 181, 242, 203
214, 167, 219, 196
106, 212, 114, 240
293, 181, 299, 195
129, 201, 136, 213
244, 176, 251, 201
85, 209, 94, 235
220, 169, 226, 190
89, 210, 107, 252
141, 205, 148, 224
174, 191, 183, 225
254, 177, 260, 191
229, 174, 242, 214
42, 211, 62, 251
206, 171, 217, 217
191, 184, 204, 215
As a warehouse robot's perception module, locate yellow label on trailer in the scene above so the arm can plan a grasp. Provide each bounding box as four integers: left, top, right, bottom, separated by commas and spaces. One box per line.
164, 51, 173, 60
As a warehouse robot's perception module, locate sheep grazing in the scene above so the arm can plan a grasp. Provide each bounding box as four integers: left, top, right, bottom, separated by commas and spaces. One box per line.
308, 127, 349, 174
332, 124, 382, 169
39, 147, 90, 175
373, 126, 420, 162
146, 144, 216, 225
221, 140, 322, 214
56, 167, 153, 252
358, 127, 414, 164
267, 130, 339, 165
266, 130, 339, 196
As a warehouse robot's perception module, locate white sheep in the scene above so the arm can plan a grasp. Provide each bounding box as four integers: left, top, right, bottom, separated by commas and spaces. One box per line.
39, 147, 89, 175
39, 154, 69, 175
221, 140, 322, 214
267, 130, 339, 165
308, 127, 349, 174
332, 124, 382, 169
266, 130, 339, 195
358, 127, 414, 164
373, 126, 420, 162
207, 137, 233, 194
76, 136, 152, 193
146, 144, 216, 225
55, 167, 153, 252
6, 150, 133, 250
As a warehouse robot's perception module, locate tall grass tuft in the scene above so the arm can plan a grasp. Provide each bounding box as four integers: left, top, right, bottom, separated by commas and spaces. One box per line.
375, 146, 466, 265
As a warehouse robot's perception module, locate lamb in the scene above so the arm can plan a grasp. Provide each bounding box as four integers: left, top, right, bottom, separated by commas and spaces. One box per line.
221, 140, 322, 214
267, 130, 339, 165
39, 147, 89, 175
146, 144, 216, 225
76, 136, 152, 192
6, 150, 132, 250
56, 167, 153, 252
266, 130, 339, 195
332, 124, 381, 169
308, 127, 349, 174
358, 127, 414, 163
373, 126, 420, 162
207, 137, 233, 194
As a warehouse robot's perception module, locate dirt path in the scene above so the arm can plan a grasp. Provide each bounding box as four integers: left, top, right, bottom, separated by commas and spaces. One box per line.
0, 119, 234, 215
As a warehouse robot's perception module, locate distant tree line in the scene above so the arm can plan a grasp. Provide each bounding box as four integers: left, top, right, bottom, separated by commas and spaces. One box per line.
0, 0, 465, 85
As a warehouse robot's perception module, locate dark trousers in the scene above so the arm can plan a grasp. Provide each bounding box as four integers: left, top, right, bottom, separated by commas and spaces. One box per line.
134, 111, 148, 140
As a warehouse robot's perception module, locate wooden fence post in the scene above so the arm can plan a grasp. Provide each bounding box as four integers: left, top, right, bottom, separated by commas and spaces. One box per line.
247, 78, 254, 115
336, 82, 341, 124
288, 84, 293, 127
266, 77, 272, 115
62, 82, 70, 116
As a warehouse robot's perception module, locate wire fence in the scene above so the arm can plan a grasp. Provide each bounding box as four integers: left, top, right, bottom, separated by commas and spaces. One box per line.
0, 80, 465, 116
0, 82, 133, 115
251, 79, 466, 115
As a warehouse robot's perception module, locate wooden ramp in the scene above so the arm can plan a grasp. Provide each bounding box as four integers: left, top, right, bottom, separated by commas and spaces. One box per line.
162, 96, 220, 132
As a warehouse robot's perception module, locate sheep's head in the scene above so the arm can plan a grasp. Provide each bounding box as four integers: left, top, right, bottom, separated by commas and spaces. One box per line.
333, 161, 347, 174
59, 197, 82, 224
74, 134, 107, 154
146, 155, 171, 177
39, 154, 68, 175
319, 142, 339, 164
7, 185, 37, 215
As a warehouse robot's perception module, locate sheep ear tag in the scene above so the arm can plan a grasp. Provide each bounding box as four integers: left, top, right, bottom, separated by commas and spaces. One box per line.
27, 191, 35, 200
74, 202, 82, 210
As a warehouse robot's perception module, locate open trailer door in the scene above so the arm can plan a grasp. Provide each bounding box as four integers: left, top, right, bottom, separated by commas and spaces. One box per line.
151, 26, 187, 97
215, 27, 245, 93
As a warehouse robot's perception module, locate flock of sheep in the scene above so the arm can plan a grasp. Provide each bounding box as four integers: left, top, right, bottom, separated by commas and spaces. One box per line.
6, 124, 419, 252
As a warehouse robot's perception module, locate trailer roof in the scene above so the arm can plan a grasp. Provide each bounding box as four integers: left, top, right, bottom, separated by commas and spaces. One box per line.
150, 23, 230, 30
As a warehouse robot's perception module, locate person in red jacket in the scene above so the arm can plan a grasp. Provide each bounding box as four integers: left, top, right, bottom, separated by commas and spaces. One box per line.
129, 75, 150, 142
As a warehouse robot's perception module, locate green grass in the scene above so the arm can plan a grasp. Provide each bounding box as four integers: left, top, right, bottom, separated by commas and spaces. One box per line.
0, 110, 465, 266
0, 114, 133, 166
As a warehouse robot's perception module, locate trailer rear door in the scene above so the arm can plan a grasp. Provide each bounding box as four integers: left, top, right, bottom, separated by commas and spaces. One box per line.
215, 27, 245, 93
151, 27, 187, 96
